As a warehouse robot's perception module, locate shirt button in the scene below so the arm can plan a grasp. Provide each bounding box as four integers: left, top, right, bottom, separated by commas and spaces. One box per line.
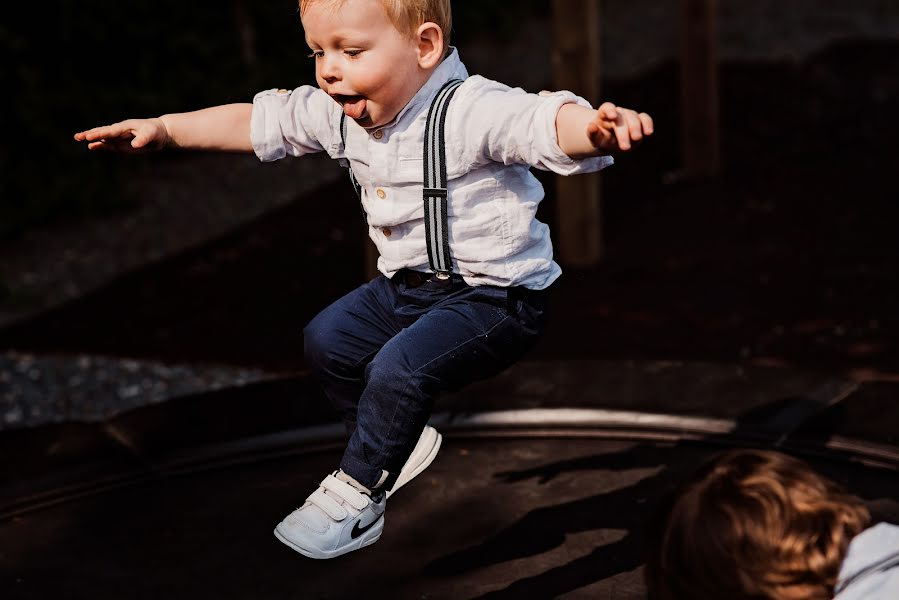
382, 227, 392, 237
372, 130, 384, 140
376, 188, 387, 199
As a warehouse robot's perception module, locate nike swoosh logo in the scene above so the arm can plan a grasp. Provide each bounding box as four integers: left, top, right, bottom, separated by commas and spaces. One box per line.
351, 515, 381, 539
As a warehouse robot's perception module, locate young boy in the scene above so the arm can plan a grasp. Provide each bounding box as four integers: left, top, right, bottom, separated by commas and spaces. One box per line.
645, 449, 899, 600
75, 0, 653, 559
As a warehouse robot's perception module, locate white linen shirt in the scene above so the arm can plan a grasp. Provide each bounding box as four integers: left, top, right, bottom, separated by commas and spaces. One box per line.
250, 48, 613, 290
835, 523, 899, 599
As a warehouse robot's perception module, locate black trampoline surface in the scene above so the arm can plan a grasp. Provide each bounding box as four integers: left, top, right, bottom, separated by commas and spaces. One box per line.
3, 432, 898, 600
3, 357, 899, 600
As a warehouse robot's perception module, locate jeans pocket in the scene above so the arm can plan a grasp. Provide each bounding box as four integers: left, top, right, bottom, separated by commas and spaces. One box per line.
507, 287, 547, 334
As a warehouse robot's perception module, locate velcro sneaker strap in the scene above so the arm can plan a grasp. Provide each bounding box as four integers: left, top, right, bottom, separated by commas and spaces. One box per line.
307, 489, 348, 521
320, 474, 369, 511
423, 78, 464, 276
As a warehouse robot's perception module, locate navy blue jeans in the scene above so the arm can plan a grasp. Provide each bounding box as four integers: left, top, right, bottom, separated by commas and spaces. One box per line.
303, 270, 546, 489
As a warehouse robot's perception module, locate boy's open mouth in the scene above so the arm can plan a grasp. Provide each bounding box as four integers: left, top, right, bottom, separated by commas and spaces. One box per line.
334, 94, 368, 120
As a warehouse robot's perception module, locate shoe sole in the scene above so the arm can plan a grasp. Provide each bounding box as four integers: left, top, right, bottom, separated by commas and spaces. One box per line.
273, 517, 383, 560
387, 427, 442, 499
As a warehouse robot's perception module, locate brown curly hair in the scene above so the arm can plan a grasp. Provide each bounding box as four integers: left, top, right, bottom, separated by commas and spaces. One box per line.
645, 449, 871, 600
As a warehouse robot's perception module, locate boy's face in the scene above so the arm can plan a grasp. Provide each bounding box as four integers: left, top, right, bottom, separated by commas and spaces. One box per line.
303, 0, 430, 129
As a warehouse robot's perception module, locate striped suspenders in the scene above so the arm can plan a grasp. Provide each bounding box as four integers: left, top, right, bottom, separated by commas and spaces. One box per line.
338, 78, 465, 278
423, 79, 464, 278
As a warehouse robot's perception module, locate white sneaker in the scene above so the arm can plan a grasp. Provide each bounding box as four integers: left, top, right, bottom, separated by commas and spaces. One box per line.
274, 471, 386, 559
387, 425, 442, 499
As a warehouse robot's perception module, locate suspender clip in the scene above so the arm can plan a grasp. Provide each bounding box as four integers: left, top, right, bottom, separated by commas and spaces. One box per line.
423, 187, 447, 198
435, 271, 452, 280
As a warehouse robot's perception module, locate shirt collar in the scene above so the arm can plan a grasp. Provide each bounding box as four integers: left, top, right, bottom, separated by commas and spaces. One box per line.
379, 47, 468, 130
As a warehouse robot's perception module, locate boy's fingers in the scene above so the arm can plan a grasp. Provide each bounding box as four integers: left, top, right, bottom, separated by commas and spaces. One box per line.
79, 122, 134, 142
131, 132, 152, 149
131, 129, 146, 147
597, 101, 618, 122
75, 120, 165, 154
624, 110, 644, 143
639, 112, 654, 135
587, 120, 613, 149
591, 103, 653, 151
610, 117, 632, 151
107, 123, 134, 139
587, 127, 602, 148
616, 126, 631, 151
79, 127, 112, 142
75, 128, 98, 141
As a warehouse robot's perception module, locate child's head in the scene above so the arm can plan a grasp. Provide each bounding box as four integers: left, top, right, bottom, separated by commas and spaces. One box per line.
300, 0, 452, 129
646, 449, 871, 600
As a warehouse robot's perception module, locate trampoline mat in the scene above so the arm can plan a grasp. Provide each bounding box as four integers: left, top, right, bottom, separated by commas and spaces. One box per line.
3, 436, 898, 600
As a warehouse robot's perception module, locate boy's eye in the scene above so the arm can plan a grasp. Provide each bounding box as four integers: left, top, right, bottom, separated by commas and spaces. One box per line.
307, 51, 324, 59
344, 49, 362, 57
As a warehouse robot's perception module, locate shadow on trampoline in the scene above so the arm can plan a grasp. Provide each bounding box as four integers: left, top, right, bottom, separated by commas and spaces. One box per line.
422, 398, 899, 599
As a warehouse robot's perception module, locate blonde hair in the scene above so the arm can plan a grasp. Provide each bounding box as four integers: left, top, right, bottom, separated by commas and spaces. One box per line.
299, 0, 452, 48
646, 449, 871, 600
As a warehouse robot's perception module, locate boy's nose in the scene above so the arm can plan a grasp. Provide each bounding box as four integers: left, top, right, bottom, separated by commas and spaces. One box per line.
319, 55, 340, 83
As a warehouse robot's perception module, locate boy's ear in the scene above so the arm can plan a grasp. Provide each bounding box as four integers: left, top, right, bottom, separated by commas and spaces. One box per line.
416, 22, 444, 69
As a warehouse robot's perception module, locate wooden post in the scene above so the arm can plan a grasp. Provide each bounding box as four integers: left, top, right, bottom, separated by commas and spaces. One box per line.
680, 0, 720, 177
552, 0, 603, 266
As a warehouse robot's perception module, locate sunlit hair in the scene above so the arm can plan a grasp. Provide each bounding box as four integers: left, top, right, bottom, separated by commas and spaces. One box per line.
645, 449, 871, 600
299, 0, 452, 49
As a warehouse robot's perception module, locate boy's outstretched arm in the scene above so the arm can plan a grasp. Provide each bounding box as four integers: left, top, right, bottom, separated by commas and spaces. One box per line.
555, 102, 653, 159
74, 104, 254, 153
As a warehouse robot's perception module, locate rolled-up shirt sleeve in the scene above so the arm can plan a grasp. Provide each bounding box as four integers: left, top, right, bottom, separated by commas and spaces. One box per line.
250, 86, 338, 162
453, 76, 613, 176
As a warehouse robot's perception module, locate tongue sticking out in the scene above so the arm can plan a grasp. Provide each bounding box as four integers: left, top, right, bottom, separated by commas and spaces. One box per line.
342, 96, 367, 120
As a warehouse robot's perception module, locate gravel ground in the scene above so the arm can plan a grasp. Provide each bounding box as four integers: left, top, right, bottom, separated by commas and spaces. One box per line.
0, 351, 276, 431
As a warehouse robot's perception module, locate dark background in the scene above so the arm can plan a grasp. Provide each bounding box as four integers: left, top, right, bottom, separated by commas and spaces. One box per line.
2, 3, 899, 597
2, 0, 898, 377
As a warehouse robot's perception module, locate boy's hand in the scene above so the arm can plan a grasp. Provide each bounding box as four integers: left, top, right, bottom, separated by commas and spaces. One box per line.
586, 102, 653, 153
73, 118, 170, 153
